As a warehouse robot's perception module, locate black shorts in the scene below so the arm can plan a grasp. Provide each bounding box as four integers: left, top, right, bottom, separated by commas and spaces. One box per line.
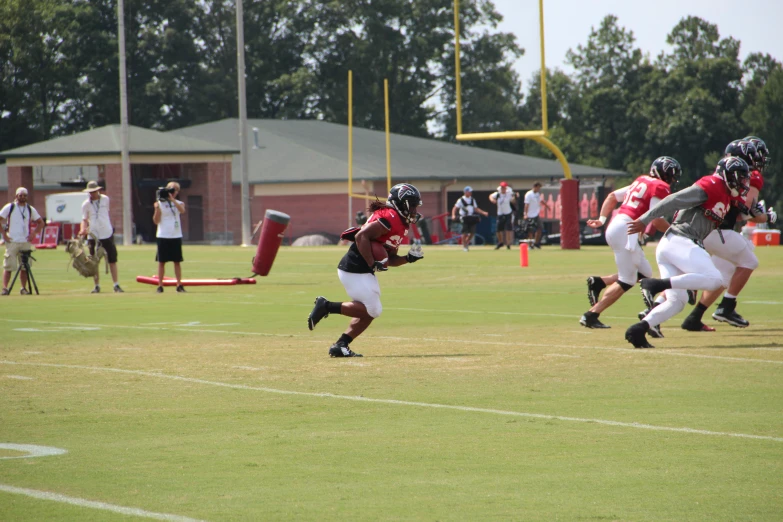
525, 216, 541, 232
460, 215, 480, 234
90, 235, 118, 264
497, 214, 513, 231
156, 238, 184, 263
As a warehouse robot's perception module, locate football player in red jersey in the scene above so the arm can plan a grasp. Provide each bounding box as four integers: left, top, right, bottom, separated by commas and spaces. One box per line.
307, 184, 424, 357
624, 157, 751, 348
579, 157, 681, 331
681, 137, 777, 331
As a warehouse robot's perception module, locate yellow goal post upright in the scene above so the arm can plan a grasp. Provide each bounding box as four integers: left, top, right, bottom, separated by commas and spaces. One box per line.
453, 0, 580, 249
347, 70, 394, 226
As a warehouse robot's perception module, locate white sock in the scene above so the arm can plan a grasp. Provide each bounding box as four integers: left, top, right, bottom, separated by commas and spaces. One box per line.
724, 292, 736, 299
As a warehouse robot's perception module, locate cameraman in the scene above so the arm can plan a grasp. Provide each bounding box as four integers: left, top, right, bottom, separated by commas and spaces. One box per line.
152, 182, 186, 293
0, 187, 44, 295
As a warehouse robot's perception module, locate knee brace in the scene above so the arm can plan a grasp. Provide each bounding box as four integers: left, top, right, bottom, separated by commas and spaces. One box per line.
618, 280, 634, 292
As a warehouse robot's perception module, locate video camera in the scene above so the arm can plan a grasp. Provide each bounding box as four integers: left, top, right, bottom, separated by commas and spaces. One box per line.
158, 186, 175, 201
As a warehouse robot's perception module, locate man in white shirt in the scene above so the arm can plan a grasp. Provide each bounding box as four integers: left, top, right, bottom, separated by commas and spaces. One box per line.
489, 181, 518, 250
80, 180, 123, 293
0, 187, 44, 295
451, 186, 488, 252
523, 182, 550, 249
153, 181, 187, 293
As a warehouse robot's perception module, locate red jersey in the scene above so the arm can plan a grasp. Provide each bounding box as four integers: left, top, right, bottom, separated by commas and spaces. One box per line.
367, 207, 409, 253
694, 174, 734, 225
617, 175, 671, 220
750, 169, 764, 192
337, 206, 409, 274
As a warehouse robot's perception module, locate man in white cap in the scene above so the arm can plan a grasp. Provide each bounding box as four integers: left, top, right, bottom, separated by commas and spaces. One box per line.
489, 181, 519, 249
0, 187, 44, 295
79, 180, 123, 293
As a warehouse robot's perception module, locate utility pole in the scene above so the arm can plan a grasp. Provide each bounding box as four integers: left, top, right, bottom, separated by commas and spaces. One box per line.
236, 0, 252, 246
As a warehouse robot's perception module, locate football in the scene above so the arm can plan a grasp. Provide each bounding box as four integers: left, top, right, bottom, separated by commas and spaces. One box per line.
371, 241, 390, 269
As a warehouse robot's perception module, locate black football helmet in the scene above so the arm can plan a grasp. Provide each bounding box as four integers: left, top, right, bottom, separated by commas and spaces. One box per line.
388, 183, 422, 224
649, 156, 682, 187
725, 139, 762, 172
743, 135, 769, 171
715, 156, 751, 198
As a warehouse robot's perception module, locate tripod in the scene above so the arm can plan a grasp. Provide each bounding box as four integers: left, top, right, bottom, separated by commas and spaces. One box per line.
8, 250, 39, 295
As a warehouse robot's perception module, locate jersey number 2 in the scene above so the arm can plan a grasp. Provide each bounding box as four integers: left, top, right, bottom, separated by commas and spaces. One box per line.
623, 181, 647, 208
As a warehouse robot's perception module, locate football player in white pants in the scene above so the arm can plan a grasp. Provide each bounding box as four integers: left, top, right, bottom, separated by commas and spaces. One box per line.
682, 137, 776, 331
580, 157, 680, 333
624, 156, 751, 348
308, 184, 424, 358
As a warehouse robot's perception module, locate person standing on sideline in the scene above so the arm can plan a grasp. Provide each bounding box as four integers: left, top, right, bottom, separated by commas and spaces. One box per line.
79, 181, 123, 293
452, 186, 488, 251
489, 181, 518, 249
152, 182, 186, 293
0, 187, 44, 295
523, 182, 550, 248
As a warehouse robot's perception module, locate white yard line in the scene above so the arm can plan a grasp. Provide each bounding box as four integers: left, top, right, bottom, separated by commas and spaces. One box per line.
0, 484, 205, 521
3, 318, 782, 365
1, 360, 781, 443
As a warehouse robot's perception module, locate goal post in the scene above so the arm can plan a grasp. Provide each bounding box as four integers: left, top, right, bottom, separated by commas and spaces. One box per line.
452, 0, 579, 249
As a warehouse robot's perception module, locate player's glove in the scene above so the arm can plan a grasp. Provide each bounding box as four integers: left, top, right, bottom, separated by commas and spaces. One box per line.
371, 261, 388, 273
767, 206, 777, 224
406, 243, 424, 263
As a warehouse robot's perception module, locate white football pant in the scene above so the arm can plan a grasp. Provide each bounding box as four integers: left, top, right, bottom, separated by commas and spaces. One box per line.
338, 269, 383, 318
643, 234, 725, 328
605, 213, 653, 286
703, 229, 758, 287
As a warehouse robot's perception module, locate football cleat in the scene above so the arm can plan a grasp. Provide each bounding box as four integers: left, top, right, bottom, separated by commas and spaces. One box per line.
329, 341, 362, 358
579, 313, 610, 329
639, 278, 668, 310
638, 309, 650, 321
625, 321, 654, 349
307, 296, 329, 331
712, 308, 749, 328
687, 290, 697, 306
681, 316, 716, 332
647, 323, 664, 338
586, 276, 603, 306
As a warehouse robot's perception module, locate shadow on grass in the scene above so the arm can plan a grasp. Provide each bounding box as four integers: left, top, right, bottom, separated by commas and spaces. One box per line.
699, 343, 782, 349
373, 354, 483, 358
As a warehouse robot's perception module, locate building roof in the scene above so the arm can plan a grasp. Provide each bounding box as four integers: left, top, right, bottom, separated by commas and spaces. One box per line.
168, 118, 628, 184
0, 124, 238, 159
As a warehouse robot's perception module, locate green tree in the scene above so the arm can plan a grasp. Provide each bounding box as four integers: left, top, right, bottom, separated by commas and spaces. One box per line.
743, 68, 783, 216
0, 0, 83, 149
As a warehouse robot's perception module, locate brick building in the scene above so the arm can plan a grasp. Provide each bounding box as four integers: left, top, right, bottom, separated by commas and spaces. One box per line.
1, 119, 627, 244
0, 125, 238, 243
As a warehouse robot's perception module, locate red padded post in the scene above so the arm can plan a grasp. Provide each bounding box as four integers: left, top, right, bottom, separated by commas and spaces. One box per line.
560, 179, 580, 250
252, 210, 291, 276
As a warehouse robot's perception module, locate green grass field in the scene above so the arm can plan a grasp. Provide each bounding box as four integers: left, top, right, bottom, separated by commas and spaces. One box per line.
1, 244, 781, 521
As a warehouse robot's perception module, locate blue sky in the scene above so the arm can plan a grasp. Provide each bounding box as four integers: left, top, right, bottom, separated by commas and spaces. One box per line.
489, 0, 783, 87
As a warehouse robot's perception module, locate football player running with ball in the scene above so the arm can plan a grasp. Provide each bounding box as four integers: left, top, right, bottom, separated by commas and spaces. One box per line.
625, 156, 751, 348
307, 184, 424, 358
681, 137, 776, 331
580, 157, 681, 333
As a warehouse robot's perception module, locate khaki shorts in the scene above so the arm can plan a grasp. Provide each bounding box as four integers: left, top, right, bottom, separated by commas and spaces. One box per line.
3, 242, 34, 272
